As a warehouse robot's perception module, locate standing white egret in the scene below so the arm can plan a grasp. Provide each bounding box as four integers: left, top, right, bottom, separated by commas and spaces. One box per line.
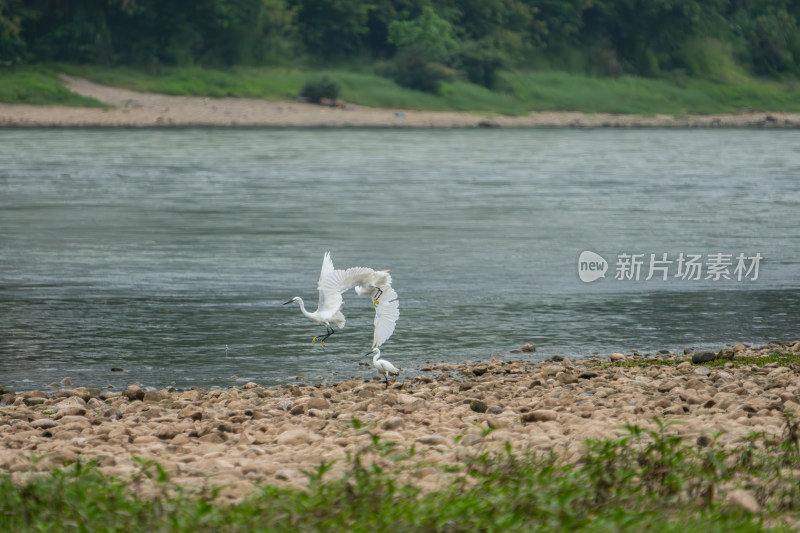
367, 347, 400, 386
283, 252, 346, 347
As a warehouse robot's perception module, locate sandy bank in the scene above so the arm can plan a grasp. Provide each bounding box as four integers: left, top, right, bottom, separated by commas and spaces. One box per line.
1, 341, 799, 502
1, 75, 799, 128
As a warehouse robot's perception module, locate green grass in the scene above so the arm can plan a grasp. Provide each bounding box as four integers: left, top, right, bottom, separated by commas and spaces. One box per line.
0, 65, 105, 107
2, 418, 800, 532
614, 353, 800, 369
2, 63, 800, 115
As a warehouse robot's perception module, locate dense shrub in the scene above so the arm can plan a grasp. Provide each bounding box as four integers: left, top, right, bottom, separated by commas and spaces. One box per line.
299, 75, 340, 103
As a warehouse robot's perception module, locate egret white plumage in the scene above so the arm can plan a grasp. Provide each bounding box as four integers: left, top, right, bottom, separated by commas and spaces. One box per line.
320, 266, 399, 348
367, 347, 400, 386
283, 252, 346, 347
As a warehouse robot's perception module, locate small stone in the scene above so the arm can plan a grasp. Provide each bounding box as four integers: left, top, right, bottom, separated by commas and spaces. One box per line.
472, 365, 488, 376
726, 489, 760, 514
732, 344, 747, 352
143, 391, 162, 403
178, 406, 203, 421
61, 377, 72, 386
556, 372, 578, 385
123, 385, 144, 402
610, 353, 627, 362
657, 381, 679, 393
276, 429, 310, 445
381, 416, 404, 430
717, 348, 735, 360
522, 410, 558, 422
522, 343, 536, 353
469, 399, 488, 413
684, 348, 693, 355
693, 367, 711, 377
487, 405, 503, 415
307, 397, 330, 410
275, 469, 297, 481
416, 434, 448, 446
691, 350, 716, 364
31, 419, 61, 429
289, 404, 306, 416
578, 372, 598, 379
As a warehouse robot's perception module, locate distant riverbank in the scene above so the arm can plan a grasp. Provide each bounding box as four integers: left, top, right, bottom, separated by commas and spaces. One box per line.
2, 75, 800, 128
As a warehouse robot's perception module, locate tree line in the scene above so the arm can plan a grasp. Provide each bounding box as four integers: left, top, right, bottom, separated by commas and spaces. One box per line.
2, 0, 800, 90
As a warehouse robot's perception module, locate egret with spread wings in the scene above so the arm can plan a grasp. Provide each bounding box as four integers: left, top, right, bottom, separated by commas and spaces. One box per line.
319, 266, 399, 349
282, 252, 345, 347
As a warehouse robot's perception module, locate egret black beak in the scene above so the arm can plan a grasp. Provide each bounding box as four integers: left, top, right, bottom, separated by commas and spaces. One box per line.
283, 299, 294, 305
364, 351, 373, 356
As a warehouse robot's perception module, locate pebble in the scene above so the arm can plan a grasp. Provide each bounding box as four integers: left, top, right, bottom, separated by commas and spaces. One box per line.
726, 489, 761, 514
0, 340, 796, 504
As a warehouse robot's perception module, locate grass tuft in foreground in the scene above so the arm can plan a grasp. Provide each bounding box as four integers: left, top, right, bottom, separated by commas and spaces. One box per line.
3, 417, 800, 531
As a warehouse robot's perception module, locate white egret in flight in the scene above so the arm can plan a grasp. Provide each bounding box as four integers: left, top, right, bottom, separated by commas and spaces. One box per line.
283, 252, 345, 347
319, 267, 399, 348
367, 347, 400, 386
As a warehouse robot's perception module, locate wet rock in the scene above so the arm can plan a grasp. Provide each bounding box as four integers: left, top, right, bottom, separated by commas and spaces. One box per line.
469, 399, 488, 413
578, 372, 598, 380
522, 343, 536, 353
691, 350, 717, 364
111, 367, 124, 372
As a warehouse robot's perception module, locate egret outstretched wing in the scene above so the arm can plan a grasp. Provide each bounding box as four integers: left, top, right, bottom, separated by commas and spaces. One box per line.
372, 286, 399, 349
319, 267, 379, 295
316, 252, 343, 316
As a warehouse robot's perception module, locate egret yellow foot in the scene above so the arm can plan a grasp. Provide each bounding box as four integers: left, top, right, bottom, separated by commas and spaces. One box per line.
312, 337, 319, 344
320, 341, 325, 348
373, 297, 379, 306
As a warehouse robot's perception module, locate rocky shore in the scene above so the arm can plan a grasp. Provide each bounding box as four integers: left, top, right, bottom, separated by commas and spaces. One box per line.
1, 341, 799, 502
2, 75, 800, 128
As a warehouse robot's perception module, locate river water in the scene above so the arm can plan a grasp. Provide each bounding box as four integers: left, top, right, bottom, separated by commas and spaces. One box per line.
1, 128, 799, 391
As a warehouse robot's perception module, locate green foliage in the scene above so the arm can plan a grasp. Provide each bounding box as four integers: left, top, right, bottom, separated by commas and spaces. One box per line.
4, 420, 800, 531
387, 6, 458, 63
458, 40, 506, 88
0, 65, 103, 105
388, 47, 453, 94
2, 0, 800, 84
299, 74, 341, 102
613, 352, 800, 369
294, 0, 369, 59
